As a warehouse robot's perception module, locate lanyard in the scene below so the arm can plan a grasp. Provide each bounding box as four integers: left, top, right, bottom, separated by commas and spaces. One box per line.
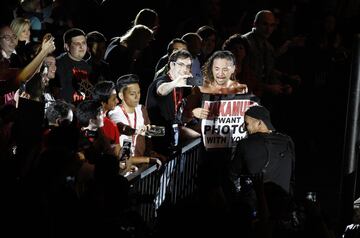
168, 72, 183, 116
172, 88, 182, 116
120, 104, 137, 147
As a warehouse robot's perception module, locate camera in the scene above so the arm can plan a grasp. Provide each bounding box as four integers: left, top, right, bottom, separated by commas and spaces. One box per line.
84, 129, 98, 138
145, 126, 165, 137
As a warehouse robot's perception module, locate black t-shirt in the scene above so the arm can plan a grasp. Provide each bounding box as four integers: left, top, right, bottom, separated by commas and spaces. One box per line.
146, 74, 176, 126
104, 38, 133, 81
146, 74, 186, 155
56, 53, 92, 103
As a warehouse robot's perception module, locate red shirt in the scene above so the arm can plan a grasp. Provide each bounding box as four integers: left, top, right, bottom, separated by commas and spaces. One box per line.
101, 116, 120, 144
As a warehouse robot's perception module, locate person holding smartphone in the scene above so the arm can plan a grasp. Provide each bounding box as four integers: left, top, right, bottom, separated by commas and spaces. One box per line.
108, 74, 163, 168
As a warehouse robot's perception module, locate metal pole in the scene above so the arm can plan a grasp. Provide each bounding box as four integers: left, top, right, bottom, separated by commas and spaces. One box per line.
340, 34, 360, 229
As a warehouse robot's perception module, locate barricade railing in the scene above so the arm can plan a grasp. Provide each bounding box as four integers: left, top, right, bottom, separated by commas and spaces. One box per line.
130, 137, 202, 224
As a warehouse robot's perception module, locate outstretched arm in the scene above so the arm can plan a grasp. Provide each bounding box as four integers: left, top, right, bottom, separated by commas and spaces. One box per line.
16, 36, 56, 83
157, 74, 191, 96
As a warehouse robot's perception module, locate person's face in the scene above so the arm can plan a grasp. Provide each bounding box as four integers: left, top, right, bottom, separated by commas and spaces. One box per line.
189, 37, 202, 56
90, 109, 104, 129
0, 26, 18, 56
212, 58, 235, 86
172, 42, 187, 53
19, 24, 31, 42
121, 83, 141, 109
67, 35, 87, 60
171, 57, 192, 78
138, 33, 154, 51
104, 89, 117, 111
255, 13, 276, 39
244, 115, 261, 134
89, 41, 107, 60
233, 44, 246, 63
44, 56, 56, 79
66, 109, 73, 123
202, 34, 216, 56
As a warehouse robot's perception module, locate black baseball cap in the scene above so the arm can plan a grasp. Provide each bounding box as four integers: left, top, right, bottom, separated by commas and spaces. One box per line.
245, 105, 275, 131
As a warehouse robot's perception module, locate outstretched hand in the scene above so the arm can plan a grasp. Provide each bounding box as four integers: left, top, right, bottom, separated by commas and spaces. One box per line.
41, 34, 56, 55
149, 157, 162, 170
136, 124, 151, 136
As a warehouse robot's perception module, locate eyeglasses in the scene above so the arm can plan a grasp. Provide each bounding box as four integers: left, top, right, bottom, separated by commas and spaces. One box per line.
0, 35, 17, 41
174, 61, 191, 70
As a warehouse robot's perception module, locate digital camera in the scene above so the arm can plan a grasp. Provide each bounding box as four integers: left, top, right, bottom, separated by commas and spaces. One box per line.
145, 126, 165, 137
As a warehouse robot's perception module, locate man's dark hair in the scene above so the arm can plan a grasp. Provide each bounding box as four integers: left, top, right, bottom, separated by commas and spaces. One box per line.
167, 38, 187, 56
133, 8, 158, 29
76, 100, 102, 127
196, 25, 216, 39
168, 49, 192, 64
46, 100, 73, 124
92, 81, 115, 103
254, 10, 273, 25
63, 28, 86, 45
222, 33, 249, 53
202, 50, 235, 84
86, 31, 107, 47
115, 74, 140, 95
181, 32, 202, 42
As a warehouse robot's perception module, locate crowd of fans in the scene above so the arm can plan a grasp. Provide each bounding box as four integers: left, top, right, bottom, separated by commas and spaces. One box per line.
0, 0, 357, 237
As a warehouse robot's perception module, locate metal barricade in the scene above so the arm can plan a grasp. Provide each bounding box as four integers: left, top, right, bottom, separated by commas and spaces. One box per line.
132, 138, 202, 224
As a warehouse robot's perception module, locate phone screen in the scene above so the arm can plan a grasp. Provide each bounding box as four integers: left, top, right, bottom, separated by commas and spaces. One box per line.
120, 139, 132, 161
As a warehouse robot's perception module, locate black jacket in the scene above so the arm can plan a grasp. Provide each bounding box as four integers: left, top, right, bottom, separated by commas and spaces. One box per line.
228, 132, 295, 194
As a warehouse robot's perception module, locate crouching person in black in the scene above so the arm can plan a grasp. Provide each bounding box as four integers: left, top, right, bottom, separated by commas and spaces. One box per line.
225, 105, 295, 233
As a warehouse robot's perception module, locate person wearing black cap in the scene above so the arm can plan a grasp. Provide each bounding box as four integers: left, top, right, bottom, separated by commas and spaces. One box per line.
243, 104, 275, 134
227, 105, 295, 194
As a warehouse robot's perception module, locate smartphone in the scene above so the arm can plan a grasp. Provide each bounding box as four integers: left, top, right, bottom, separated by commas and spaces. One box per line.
145, 126, 165, 137
43, 33, 53, 42
119, 138, 132, 161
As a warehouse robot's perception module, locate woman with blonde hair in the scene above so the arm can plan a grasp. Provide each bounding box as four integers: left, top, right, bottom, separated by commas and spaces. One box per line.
10, 17, 36, 65
10, 17, 31, 44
